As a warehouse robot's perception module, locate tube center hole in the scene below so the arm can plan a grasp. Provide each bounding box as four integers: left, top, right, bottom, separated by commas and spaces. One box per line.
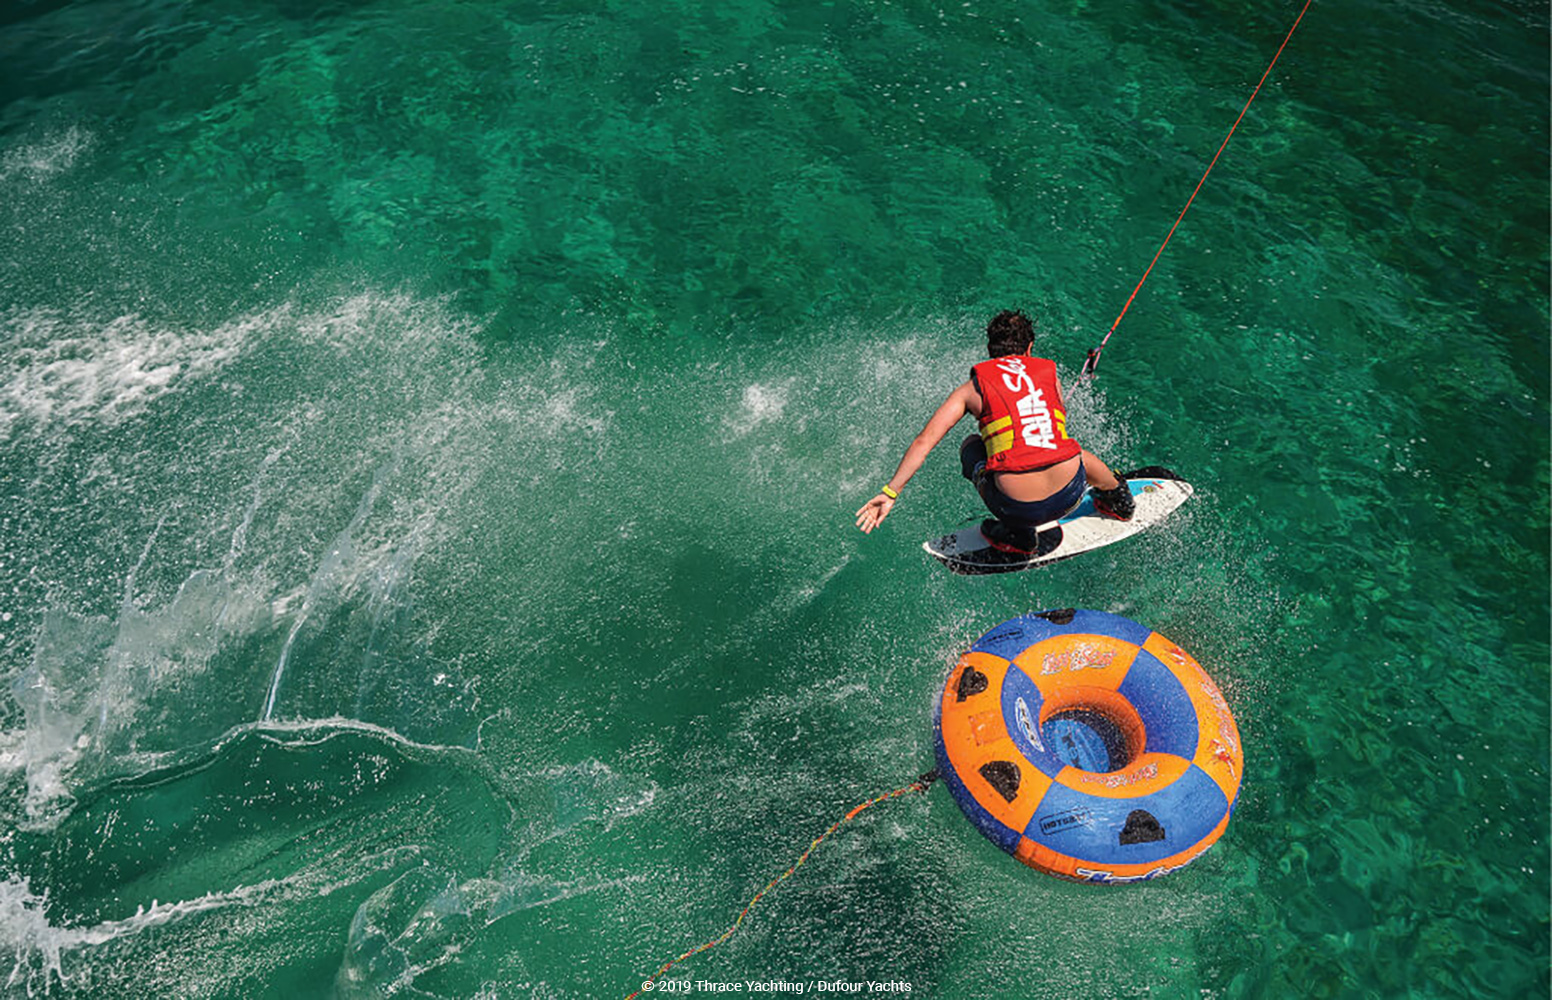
1041, 708, 1133, 773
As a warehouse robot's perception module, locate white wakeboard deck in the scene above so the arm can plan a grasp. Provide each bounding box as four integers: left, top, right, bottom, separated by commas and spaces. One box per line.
923, 466, 1192, 576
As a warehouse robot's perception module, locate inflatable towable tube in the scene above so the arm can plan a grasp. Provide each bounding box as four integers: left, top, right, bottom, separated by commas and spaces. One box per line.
934, 609, 1242, 882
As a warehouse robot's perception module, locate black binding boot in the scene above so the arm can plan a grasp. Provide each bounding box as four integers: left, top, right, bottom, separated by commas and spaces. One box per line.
1091, 477, 1135, 521
980, 519, 1040, 554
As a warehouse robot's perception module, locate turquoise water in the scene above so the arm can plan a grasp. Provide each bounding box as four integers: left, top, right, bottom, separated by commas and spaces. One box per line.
0, 0, 1546, 996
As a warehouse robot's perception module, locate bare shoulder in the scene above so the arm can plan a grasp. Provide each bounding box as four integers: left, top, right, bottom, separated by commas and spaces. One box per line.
952, 378, 983, 417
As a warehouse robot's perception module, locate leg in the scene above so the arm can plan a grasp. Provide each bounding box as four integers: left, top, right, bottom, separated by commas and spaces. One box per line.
1079, 449, 1121, 490
963, 434, 1034, 547
959, 434, 985, 482
975, 471, 1046, 553
1082, 449, 1134, 521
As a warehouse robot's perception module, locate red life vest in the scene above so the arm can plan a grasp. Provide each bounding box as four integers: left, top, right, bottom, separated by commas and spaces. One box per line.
971, 355, 1081, 471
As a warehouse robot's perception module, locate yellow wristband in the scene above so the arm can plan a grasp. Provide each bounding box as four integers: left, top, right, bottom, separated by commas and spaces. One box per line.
881, 485, 899, 500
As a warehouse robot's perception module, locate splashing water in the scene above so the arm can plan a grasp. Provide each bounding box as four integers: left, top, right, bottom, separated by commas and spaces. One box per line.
0, 0, 1545, 996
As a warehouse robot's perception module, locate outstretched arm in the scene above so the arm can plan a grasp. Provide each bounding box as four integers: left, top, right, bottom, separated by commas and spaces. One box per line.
855, 382, 973, 534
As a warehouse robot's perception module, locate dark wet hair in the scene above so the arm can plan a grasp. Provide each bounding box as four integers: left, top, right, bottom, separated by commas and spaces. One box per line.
986, 310, 1034, 358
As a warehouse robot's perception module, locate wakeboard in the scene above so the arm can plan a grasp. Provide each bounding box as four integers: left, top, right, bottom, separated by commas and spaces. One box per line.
923, 466, 1192, 576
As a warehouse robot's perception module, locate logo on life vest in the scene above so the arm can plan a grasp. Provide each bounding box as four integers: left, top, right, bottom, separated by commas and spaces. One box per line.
996, 358, 1061, 450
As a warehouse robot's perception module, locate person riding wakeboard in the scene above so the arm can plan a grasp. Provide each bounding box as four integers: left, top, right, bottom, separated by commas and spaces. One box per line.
855, 310, 1134, 552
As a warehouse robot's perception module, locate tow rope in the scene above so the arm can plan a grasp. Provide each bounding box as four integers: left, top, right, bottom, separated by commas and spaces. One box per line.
1081, 0, 1315, 379
624, 771, 939, 999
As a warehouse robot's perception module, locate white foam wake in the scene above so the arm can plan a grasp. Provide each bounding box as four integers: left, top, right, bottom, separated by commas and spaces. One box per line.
0, 128, 92, 184
0, 875, 280, 995
0, 305, 283, 442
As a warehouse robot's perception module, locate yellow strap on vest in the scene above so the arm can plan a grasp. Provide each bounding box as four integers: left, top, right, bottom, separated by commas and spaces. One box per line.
980, 416, 1014, 457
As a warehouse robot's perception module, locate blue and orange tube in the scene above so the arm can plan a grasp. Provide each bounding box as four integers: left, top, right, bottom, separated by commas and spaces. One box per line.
934, 609, 1242, 882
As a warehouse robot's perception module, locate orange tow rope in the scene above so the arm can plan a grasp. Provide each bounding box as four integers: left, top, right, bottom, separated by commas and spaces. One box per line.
1081, 0, 1315, 379
624, 771, 939, 999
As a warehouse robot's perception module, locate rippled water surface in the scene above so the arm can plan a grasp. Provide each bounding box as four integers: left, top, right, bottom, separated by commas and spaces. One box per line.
0, 0, 1546, 996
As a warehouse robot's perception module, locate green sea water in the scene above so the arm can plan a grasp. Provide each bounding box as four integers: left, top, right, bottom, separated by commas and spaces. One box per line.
0, 0, 1547, 996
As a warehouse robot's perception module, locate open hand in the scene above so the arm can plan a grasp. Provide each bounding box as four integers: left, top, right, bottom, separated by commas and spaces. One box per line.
854, 494, 896, 534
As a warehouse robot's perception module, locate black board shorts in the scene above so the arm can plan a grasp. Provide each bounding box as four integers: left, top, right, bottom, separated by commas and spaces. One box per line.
959, 434, 1087, 529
